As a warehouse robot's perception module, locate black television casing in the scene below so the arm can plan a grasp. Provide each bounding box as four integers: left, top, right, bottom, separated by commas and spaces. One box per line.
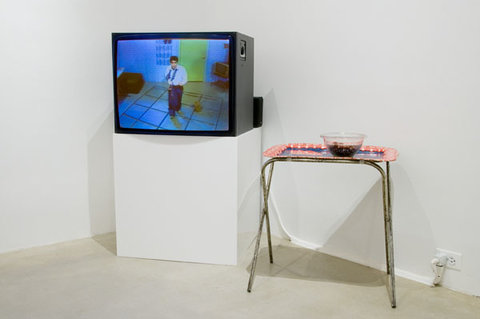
112, 32, 254, 137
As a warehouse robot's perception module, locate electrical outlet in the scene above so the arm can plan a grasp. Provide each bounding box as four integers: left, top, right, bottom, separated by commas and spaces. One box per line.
436, 248, 462, 271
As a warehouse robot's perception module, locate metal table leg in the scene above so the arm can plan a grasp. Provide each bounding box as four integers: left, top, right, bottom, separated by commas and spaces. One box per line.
365, 161, 396, 308
247, 158, 396, 308
385, 162, 396, 308
247, 160, 275, 292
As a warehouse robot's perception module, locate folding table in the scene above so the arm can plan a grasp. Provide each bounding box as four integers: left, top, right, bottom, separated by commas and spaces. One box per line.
247, 143, 399, 308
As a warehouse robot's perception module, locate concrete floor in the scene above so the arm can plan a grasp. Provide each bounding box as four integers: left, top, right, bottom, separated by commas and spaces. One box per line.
1, 233, 479, 319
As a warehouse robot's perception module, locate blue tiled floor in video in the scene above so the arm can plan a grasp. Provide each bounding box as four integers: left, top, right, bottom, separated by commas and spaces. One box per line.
117, 82, 228, 131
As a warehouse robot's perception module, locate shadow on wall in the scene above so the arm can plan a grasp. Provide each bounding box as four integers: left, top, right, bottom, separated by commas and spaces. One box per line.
387, 164, 436, 276
261, 90, 302, 237
319, 179, 389, 269
87, 111, 115, 235
320, 163, 436, 278
260, 89, 286, 151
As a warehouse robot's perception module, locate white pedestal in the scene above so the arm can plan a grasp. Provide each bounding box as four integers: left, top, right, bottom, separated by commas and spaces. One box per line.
113, 128, 261, 265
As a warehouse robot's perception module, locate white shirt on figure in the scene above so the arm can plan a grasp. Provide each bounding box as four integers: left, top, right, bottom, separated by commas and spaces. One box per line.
165, 65, 188, 86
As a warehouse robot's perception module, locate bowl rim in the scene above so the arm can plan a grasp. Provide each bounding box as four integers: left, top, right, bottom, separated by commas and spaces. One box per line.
321, 132, 367, 139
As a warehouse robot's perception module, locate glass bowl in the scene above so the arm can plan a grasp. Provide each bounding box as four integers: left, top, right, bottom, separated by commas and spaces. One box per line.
321, 132, 366, 157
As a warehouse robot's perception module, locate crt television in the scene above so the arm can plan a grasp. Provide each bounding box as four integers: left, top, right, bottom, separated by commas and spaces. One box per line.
112, 32, 254, 136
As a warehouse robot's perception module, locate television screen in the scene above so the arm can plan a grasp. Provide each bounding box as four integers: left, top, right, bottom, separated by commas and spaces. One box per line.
113, 32, 254, 136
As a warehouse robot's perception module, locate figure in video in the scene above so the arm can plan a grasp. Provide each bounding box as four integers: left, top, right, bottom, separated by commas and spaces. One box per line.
165, 56, 188, 117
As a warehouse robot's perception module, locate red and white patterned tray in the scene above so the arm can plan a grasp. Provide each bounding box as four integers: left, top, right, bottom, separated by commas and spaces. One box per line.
263, 143, 398, 162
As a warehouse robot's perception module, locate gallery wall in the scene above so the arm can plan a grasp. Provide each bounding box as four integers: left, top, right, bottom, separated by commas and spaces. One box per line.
1, 0, 479, 296
0, 0, 115, 251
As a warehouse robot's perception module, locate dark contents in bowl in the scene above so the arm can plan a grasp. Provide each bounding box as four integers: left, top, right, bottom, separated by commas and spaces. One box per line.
327, 143, 361, 157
